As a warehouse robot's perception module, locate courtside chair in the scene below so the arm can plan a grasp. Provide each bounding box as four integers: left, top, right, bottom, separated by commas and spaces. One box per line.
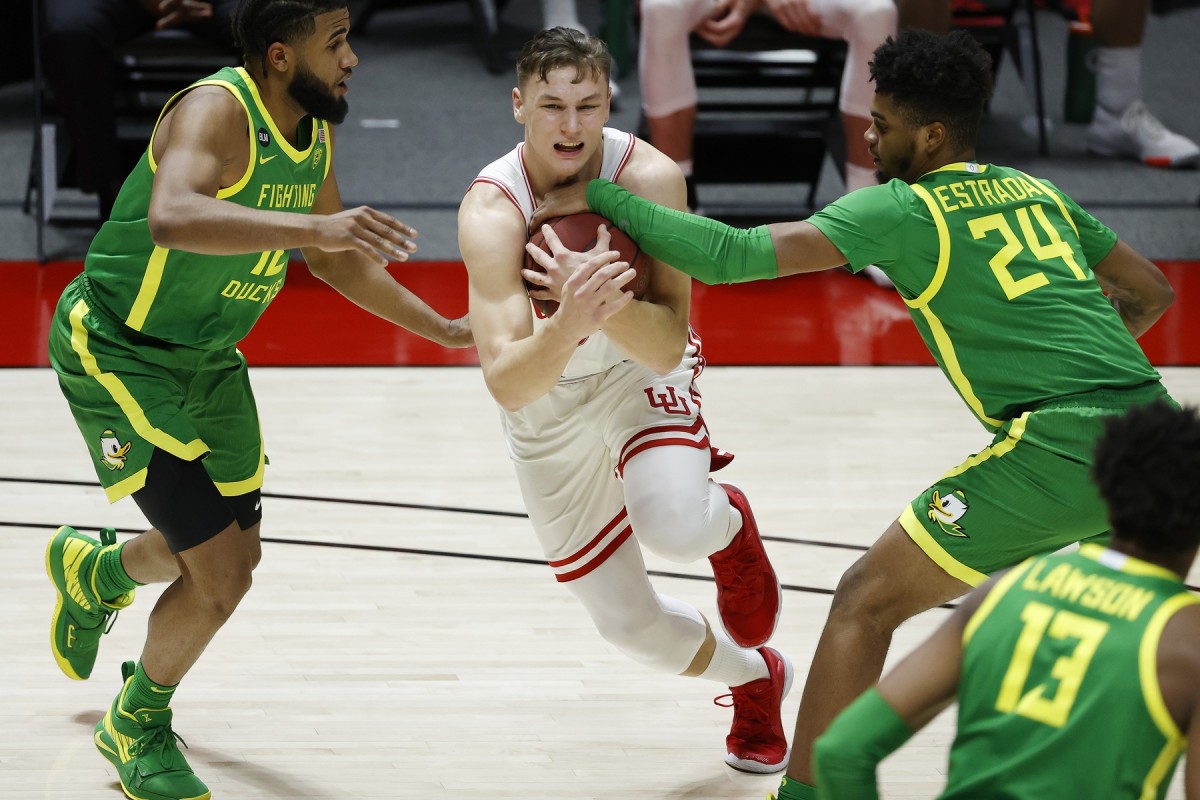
673, 15, 847, 221
951, 0, 1049, 156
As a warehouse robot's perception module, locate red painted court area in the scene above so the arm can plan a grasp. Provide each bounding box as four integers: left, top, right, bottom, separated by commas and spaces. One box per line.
4, 259, 1198, 367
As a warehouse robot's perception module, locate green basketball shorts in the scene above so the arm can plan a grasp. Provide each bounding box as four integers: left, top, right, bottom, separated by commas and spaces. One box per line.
47, 276, 265, 503
900, 382, 1174, 586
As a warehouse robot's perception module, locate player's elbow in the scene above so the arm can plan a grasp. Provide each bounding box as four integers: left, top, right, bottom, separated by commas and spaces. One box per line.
647, 350, 684, 377
305, 254, 336, 285
1148, 277, 1175, 316
481, 369, 533, 412
490, 387, 531, 413
146, 204, 184, 249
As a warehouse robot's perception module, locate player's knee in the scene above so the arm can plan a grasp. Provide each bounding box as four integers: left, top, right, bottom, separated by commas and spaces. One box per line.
629, 497, 710, 562
827, 555, 912, 633
192, 569, 254, 621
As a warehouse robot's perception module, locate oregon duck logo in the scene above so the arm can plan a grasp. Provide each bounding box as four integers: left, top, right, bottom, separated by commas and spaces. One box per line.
99, 430, 132, 471
928, 489, 969, 537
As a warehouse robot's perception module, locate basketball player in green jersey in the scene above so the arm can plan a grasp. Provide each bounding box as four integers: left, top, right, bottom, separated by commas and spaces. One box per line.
813, 399, 1200, 799
526, 28, 1178, 800
43, 1, 471, 798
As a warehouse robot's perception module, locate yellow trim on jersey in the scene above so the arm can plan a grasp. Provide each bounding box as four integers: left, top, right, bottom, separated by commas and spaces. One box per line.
68, 300, 208, 464
906, 178, 1002, 428
905, 183, 951, 308
939, 413, 1029, 480
962, 558, 1036, 645
900, 506, 989, 587
321, 120, 332, 181
125, 245, 168, 331
104, 467, 148, 503
1078, 543, 1185, 583
236, 66, 317, 164
1138, 592, 1198, 799
917, 304, 1004, 428
146, 78, 256, 199
926, 162, 991, 176
1017, 171, 1080, 239
214, 439, 265, 496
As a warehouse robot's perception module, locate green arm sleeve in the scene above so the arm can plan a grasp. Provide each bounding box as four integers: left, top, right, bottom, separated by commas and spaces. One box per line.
586, 179, 778, 285
813, 688, 915, 800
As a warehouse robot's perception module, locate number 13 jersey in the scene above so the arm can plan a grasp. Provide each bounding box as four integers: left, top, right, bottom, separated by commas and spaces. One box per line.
945, 544, 1196, 800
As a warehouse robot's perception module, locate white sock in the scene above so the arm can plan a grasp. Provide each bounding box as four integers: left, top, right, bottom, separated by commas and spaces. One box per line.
844, 163, 878, 193
1094, 46, 1142, 115
697, 627, 769, 687
542, 0, 585, 32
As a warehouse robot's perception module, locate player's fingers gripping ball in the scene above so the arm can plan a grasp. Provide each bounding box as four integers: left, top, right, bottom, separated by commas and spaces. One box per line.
524, 212, 649, 317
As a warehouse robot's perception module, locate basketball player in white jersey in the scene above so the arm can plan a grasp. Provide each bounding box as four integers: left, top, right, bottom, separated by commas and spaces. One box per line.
457, 27, 793, 773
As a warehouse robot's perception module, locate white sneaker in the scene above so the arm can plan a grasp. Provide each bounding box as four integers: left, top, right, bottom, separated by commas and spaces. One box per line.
1087, 101, 1200, 168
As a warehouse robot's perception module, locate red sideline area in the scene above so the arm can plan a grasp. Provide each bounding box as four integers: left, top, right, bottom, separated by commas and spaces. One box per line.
4, 259, 1198, 367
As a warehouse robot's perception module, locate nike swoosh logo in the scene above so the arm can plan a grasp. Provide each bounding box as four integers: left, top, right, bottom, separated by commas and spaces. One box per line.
255, 500, 262, 511
259, 154, 277, 165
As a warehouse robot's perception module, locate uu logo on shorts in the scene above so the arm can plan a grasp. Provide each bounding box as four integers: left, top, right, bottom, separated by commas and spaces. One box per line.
99, 429, 132, 471
928, 489, 969, 538
644, 386, 691, 416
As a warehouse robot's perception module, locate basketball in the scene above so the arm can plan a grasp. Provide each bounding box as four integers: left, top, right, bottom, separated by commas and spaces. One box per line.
525, 212, 649, 317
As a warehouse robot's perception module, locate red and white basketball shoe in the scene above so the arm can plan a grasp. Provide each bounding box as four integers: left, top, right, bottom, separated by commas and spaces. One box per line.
708, 483, 782, 648
717, 646, 794, 773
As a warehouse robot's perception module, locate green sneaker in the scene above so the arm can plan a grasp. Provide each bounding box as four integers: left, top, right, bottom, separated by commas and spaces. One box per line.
94, 662, 211, 800
45, 526, 134, 680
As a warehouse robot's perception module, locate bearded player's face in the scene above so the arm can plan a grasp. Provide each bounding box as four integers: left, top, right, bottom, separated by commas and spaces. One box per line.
287, 9, 357, 124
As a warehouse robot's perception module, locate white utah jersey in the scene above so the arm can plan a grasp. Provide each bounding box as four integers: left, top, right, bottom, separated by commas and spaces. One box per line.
470, 128, 637, 381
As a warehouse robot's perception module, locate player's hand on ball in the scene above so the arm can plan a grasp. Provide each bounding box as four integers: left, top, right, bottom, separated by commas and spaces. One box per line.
530, 225, 635, 339
523, 223, 614, 303
530, 182, 591, 230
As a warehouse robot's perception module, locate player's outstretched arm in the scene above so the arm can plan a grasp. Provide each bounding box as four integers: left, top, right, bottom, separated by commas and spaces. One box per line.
303, 166, 472, 348
1092, 240, 1175, 339
537, 179, 850, 284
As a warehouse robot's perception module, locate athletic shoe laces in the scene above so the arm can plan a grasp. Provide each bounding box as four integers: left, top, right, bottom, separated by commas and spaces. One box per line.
711, 540, 766, 609
129, 723, 191, 772
713, 679, 773, 738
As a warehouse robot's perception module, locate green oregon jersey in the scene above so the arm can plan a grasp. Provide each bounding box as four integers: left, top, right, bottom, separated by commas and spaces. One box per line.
809, 163, 1161, 431
942, 544, 1197, 800
83, 66, 332, 350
